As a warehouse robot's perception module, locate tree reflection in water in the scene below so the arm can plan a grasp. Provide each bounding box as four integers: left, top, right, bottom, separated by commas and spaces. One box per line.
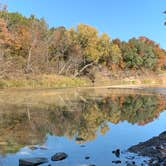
0, 92, 165, 154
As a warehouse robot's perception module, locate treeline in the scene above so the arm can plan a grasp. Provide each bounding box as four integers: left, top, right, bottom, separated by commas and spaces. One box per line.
0, 7, 166, 79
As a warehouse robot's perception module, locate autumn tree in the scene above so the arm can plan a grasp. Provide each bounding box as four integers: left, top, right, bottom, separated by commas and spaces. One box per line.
72, 24, 100, 77
0, 4, 10, 53
0, 18, 11, 50
97, 33, 111, 64
0, 17, 13, 77
9, 15, 48, 73
48, 27, 83, 75
76, 24, 100, 62
109, 44, 122, 69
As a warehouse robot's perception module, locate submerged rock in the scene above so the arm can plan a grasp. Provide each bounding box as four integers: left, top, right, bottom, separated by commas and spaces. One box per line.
39, 146, 48, 150
19, 157, 48, 166
28, 145, 48, 151
125, 156, 135, 160
51, 152, 68, 161
112, 160, 121, 164
112, 149, 120, 158
126, 161, 136, 166
79, 164, 96, 166
85, 156, 90, 160
28, 145, 38, 150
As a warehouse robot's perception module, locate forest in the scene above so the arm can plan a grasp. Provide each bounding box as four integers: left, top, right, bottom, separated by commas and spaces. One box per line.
0, 5, 166, 87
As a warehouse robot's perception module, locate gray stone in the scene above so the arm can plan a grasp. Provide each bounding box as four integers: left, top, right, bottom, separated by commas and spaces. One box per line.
19, 157, 48, 166
51, 152, 68, 161
112, 160, 121, 164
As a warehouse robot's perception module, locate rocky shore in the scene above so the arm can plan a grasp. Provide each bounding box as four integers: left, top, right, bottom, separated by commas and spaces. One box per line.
128, 131, 166, 165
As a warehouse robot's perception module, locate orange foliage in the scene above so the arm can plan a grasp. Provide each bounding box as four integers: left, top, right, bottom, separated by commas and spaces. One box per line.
0, 18, 12, 46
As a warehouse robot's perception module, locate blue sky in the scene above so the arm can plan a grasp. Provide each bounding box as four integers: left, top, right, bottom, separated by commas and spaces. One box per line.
4, 0, 166, 48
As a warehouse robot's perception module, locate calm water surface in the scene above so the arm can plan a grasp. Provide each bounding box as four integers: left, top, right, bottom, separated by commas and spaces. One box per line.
0, 88, 166, 166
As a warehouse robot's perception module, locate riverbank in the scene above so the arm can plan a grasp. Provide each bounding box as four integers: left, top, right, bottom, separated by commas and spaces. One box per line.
128, 131, 166, 165
0, 73, 165, 90
0, 75, 91, 89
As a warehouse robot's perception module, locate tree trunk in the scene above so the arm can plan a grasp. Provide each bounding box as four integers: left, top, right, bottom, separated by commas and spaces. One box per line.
74, 62, 94, 77
26, 47, 32, 73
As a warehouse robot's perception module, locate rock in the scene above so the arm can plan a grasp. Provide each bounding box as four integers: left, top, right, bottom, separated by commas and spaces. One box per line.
39, 146, 48, 150
85, 156, 90, 160
112, 149, 120, 157
152, 160, 159, 165
28, 146, 38, 150
76, 137, 85, 141
28, 145, 48, 151
125, 156, 135, 160
161, 159, 166, 166
126, 163, 135, 166
51, 152, 68, 161
148, 158, 162, 166
81, 164, 96, 166
112, 160, 121, 164
125, 161, 136, 166
19, 157, 48, 166
128, 131, 166, 164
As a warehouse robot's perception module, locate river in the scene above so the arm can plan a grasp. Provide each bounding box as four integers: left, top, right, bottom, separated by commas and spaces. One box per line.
0, 88, 165, 166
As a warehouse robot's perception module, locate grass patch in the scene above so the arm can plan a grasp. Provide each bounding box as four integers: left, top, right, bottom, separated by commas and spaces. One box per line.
142, 79, 152, 84
0, 75, 91, 89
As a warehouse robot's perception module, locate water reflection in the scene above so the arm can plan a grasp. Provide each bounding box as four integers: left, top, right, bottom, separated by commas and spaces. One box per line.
0, 89, 165, 155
